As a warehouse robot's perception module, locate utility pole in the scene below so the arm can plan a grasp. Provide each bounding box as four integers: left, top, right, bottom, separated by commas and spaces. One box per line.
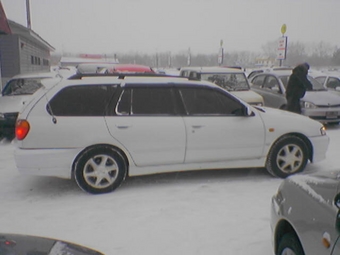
26, 0, 31, 29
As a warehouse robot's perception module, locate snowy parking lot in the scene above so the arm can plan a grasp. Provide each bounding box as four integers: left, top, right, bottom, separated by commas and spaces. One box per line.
1, 124, 340, 255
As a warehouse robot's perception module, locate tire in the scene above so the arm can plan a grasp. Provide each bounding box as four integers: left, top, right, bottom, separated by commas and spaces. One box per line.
277, 233, 305, 255
266, 136, 308, 178
74, 146, 127, 194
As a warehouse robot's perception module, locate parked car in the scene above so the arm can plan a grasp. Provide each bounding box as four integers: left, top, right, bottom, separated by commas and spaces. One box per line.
14, 73, 329, 194
313, 73, 340, 95
179, 67, 264, 106
271, 171, 340, 255
246, 66, 292, 80
249, 70, 340, 124
77, 63, 155, 74
0, 233, 104, 255
0, 71, 63, 139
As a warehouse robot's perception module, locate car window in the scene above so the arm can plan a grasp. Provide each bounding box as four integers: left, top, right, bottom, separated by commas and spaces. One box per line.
251, 75, 265, 86
263, 76, 280, 92
327, 77, 340, 89
315, 76, 326, 85
247, 70, 263, 79
180, 70, 190, 77
47, 84, 118, 116
308, 76, 326, 90
278, 75, 289, 88
201, 73, 249, 91
189, 72, 199, 79
179, 87, 242, 115
117, 87, 177, 115
2, 78, 44, 96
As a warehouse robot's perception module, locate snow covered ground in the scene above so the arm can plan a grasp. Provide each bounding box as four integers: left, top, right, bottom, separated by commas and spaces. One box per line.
1, 124, 339, 255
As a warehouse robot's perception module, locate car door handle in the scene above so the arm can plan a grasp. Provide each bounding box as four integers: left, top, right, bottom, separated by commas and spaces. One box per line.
116, 125, 131, 129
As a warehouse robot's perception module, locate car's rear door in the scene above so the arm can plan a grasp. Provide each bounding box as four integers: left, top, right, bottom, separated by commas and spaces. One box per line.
105, 85, 186, 167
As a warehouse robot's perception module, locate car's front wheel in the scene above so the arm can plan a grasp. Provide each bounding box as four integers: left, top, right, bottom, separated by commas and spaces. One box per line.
74, 146, 127, 194
266, 136, 308, 178
277, 233, 305, 255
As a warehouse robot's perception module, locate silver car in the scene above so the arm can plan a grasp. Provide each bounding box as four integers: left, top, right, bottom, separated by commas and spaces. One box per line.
271, 171, 340, 255
249, 70, 340, 124
314, 73, 340, 96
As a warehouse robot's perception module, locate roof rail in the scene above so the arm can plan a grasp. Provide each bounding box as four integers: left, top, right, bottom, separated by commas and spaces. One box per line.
68, 72, 182, 80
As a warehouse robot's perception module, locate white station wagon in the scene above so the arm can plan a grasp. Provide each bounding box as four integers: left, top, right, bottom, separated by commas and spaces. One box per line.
14, 74, 329, 194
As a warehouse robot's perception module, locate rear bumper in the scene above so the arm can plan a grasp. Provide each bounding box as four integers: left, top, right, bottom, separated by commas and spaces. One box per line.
14, 147, 83, 179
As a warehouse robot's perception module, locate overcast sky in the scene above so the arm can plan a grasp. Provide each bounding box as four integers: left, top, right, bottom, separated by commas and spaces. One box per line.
1, 0, 339, 55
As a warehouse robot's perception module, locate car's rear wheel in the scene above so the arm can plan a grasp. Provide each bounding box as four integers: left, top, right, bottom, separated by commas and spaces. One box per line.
74, 146, 127, 194
277, 233, 305, 255
266, 136, 308, 178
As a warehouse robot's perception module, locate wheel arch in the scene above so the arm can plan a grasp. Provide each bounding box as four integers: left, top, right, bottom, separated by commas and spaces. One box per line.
269, 133, 313, 162
71, 143, 130, 179
274, 219, 304, 255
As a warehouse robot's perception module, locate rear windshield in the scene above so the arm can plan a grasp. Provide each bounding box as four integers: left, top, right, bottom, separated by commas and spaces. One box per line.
2, 78, 45, 96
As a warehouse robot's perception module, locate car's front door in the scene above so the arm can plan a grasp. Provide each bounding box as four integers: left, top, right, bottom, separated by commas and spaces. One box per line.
179, 87, 265, 163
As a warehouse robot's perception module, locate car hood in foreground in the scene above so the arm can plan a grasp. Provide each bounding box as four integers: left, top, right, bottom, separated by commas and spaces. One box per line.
0, 233, 105, 255
0, 95, 32, 113
286, 171, 340, 207
304, 91, 340, 106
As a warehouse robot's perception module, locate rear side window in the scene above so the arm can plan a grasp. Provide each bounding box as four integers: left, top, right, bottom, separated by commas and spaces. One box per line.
2, 78, 44, 96
48, 85, 117, 116
179, 87, 242, 115
116, 87, 177, 115
251, 75, 265, 86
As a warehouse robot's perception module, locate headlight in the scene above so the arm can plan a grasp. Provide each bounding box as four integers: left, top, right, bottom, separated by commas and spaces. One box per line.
301, 100, 317, 109
320, 126, 327, 136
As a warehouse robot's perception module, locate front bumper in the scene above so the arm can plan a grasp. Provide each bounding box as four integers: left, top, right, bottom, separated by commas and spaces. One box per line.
302, 107, 340, 123
308, 134, 330, 163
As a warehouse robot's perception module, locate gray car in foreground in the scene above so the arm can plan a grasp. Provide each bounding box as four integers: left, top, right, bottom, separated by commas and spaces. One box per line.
249, 70, 340, 124
271, 171, 340, 255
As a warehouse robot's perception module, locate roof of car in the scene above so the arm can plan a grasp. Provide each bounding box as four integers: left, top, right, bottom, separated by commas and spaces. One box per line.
61, 74, 220, 89
109, 64, 155, 73
180, 66, 244, 73
253, 70, 293, 76
10, 71, 61, 79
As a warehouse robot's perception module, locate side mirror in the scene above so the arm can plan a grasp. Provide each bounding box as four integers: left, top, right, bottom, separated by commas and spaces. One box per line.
246, 106, 254, 116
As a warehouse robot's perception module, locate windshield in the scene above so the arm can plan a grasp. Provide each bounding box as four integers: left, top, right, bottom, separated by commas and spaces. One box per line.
279, 75, 327, 91
2, 78, 45, 96
200, 73, 250, 91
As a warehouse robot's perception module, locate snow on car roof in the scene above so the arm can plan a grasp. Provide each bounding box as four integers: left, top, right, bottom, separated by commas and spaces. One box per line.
180, 66, 244, 73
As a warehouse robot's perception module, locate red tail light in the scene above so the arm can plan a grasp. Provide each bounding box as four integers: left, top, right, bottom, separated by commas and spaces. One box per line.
16, 119, 30, 140
4, 240, 16, 247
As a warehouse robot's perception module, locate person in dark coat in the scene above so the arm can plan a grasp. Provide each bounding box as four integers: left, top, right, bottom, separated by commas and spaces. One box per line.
285, 63, 313, 114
